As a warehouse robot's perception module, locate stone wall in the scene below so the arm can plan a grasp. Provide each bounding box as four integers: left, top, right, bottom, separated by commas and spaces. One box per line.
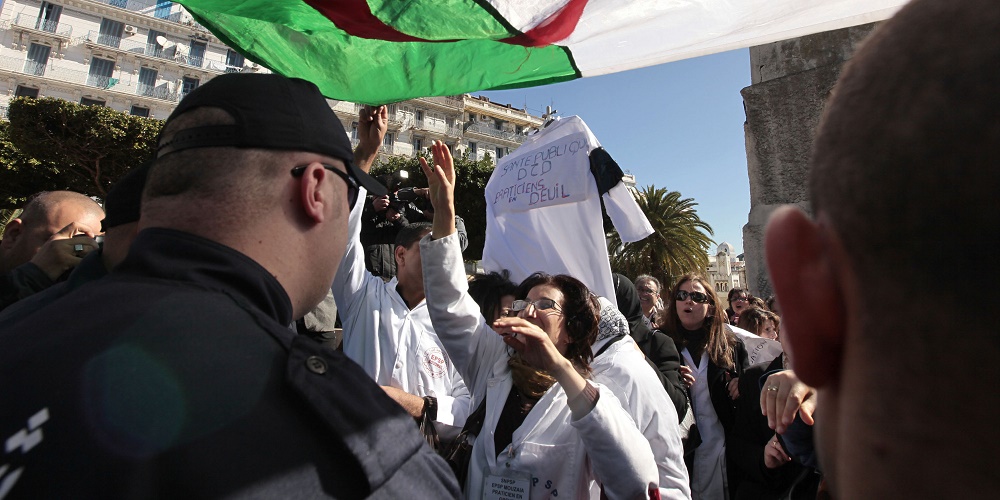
740, 23, 878, 298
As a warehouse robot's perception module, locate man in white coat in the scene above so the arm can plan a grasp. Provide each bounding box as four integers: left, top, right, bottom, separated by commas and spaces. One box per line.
333, 105, 471, 427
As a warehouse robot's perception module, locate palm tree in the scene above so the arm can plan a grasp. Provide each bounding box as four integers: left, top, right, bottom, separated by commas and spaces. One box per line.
607, 185, 714, 288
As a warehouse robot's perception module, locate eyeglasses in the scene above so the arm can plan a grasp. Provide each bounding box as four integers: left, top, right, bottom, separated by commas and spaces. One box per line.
637, 287, 658, 295
510, 299, 562, 314
291, 163, 359, 209
675, 290, 712, 304
732, 296, 749, 302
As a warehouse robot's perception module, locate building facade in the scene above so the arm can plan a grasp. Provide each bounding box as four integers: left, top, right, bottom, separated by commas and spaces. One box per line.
706, 242, 747, 301
0, 0, 544, 163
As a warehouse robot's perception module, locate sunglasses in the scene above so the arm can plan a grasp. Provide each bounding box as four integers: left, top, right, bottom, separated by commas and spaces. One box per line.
675, 290, 712, 304
510, 298, 561, 314
732, 296, 749, 302
291, 163, 360, 209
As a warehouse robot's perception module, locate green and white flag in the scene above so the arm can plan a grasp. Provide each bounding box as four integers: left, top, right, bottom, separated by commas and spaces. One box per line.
178, 0, 906, 104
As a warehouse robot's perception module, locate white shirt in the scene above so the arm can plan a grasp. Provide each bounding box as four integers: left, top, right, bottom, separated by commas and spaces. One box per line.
421, 232, 666, 500
482, 116, 653, 306
333, 190, 471, 426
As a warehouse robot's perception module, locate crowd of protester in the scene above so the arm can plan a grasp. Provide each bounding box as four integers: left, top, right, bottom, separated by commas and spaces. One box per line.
1, 0, 996, 497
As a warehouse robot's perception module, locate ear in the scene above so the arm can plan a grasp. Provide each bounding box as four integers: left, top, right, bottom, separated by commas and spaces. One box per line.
394, 243, 406, 269
298, 163, 329, 224
765, 206, 846, 389
0, 219, 24, 249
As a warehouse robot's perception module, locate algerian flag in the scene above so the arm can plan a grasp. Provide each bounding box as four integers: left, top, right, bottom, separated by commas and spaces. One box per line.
177, 0, 906, 104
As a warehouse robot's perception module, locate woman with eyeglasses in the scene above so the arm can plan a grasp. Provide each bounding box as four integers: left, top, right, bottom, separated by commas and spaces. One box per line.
664, 274, 750, 499
415, 142, 684, 499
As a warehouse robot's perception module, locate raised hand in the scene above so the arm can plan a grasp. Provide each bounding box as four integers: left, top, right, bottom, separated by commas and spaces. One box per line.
355, 104, 388, 172
418, 141, 456, 238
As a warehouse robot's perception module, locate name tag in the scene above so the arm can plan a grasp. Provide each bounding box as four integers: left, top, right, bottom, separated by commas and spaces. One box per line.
483, 467, 532, 500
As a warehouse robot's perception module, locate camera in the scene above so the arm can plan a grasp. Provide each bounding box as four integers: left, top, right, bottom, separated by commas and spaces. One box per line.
388, 187, 419, 212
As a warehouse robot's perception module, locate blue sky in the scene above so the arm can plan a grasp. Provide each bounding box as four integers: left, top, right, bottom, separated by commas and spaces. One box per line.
480, 48, 751, 255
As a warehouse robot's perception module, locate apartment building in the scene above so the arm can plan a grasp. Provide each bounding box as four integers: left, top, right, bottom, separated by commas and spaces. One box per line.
0, 0, 544, 163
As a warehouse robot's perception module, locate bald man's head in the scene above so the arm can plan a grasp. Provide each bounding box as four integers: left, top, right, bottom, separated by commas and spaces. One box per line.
0, 191, 104, 273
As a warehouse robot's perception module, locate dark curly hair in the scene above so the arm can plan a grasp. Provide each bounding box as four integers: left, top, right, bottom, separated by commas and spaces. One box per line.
515, 273, 600, 371
468, 270, 518, 323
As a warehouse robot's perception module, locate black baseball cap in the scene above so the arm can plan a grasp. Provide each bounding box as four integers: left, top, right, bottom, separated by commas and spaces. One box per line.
156, 73, 386, 197
102, 161, 152, 231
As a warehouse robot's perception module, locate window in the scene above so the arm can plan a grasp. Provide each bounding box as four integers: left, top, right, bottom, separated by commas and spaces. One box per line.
413, 137, 423, 152
137, 67, 157, 97
146, 30, 165, 58
110, 0, 128, 8
188, 41, 206, 67
24, 43, 51, 76
387, 103, 398, 116
515, 125, 523, 135
155, 0, 173, 19
98, 18, 124, 48
468, 141, 477, 155
181, 76, 199, 96
350, 121, 358, 140
416, 110, 424, 121
494, 119, 503, 130
15, 86, 39, 99
495, 147, 504, 159
80, 97, 106, 107
446, 117, 454, 128
225, 49, 244, 72
383, 133, 394, 147
87, 57, 116, 88
36, 2, 62, 33
130, 105, 150, 117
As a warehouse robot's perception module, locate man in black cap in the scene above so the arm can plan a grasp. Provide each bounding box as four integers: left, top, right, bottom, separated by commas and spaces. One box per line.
0, 73, 459, 498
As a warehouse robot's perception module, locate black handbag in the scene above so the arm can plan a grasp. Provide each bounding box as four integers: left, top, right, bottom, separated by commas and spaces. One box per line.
441, 397, 488, 488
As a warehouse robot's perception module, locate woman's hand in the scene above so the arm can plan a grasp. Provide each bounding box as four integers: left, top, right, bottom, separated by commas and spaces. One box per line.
492, 317, 566, 374
679, 365, 695, 388
727, 376, 740, 400
763, 434, 792, 469
760, 369, 817, 434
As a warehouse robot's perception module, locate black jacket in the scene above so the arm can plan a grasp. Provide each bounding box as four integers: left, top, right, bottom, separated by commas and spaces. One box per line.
729, 356, 815, 500
0, 261, 54, 312
0, 228, 459, 499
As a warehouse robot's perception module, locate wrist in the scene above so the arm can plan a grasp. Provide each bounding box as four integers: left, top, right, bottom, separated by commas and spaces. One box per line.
421, 395, 438, 421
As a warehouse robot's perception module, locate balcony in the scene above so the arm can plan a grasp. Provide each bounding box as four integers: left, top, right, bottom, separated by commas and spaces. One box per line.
0, 54, 184, 104
464, 121, 526, 144
136, 83, 179, 102
412, 95, 464, 111
80, 31, 240, 73
96, 0, 210, 31
10, 13, 73, 40
465, 96, 542, 126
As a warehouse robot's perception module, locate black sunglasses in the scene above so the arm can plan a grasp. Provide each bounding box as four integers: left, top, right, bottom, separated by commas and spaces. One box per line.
291, 163, 359, 209
675, 290, 712, 304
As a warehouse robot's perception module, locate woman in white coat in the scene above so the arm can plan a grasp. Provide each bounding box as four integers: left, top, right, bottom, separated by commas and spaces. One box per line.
417, 141, 659, 499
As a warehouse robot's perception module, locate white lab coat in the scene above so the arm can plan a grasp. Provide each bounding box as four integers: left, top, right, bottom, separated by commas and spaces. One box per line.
333, 190, 471, 426
420, 232, 659, 499
681, 349, 727, 499
588, 321, 693, 500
